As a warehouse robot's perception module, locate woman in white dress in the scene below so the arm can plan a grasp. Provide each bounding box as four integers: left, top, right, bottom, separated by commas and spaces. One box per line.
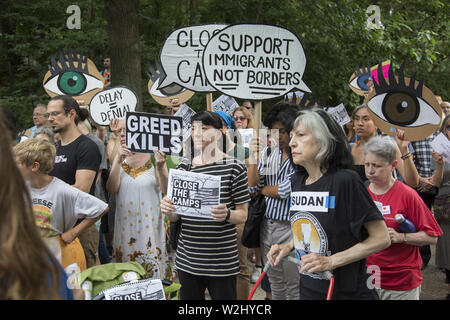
106, 119, 173, 281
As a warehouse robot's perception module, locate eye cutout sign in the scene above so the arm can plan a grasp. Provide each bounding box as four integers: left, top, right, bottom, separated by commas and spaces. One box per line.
157, 24, 227, 93
43, 48, 105, 104
147, 61, 195, 107
366, 62, 442, 142
89, 86, 138, 126
202, 24, 311, 100
348, 60, 390, 96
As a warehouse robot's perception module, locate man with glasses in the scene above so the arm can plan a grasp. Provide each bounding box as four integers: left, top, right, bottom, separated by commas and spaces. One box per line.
47, 94, 102, 268
19, 104, 49, 141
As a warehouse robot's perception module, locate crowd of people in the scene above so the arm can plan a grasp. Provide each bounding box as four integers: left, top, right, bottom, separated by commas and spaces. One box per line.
1, 83, 449, 301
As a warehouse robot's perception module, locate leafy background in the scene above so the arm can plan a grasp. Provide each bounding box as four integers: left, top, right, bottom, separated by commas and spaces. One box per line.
0, 0, 448, 132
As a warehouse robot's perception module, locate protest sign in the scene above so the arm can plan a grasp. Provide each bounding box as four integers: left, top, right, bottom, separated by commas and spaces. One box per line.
167, 169, 221, 219
326, 104, 351, 127
238, 128, 254, 148
125, 111, 183, 156
173, 103, 196, 142
89, 86, 137, 126
430, 132, 450, 163
158, 24, 227, 92
212, 94, 240, 114
103, 278, 165, 300
202, 24, 311, 100
43, 48, 105, 104
366, 63, 442, 141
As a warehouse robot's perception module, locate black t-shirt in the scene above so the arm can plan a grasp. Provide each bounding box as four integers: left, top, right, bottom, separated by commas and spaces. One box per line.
50, 134, 101, 196
290, 169, 383, 300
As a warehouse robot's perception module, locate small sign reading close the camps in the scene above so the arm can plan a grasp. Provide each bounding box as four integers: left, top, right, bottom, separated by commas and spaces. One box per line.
173, 103, 196, 143
202, 24, 311, 100
158, 24, 227, 92
90, 86, 137, 126
167, 169, 221, 219
125, 111, 183, 156
212, 94, 240, 114
103, 278, 165, 300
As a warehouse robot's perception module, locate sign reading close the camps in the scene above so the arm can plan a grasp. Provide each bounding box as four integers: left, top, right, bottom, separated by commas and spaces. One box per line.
89, 86, 137, 126
158, 24, 227, 92
202, 24, 311, 100
167, 169, 221, 219
125, 111, 183, 156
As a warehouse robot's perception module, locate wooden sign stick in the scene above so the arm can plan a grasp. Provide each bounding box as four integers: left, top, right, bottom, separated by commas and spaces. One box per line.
206, 93, 213, 111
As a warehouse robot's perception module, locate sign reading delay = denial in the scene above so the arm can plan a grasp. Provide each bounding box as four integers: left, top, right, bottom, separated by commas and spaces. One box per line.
126, 111, 183, 156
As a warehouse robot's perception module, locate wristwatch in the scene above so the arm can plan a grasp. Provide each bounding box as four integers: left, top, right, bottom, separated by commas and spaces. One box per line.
225, 208, 231, 222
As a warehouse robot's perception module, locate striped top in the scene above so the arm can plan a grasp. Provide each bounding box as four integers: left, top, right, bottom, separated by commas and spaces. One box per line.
248, 146, 294, 221
175, 156, 250, 277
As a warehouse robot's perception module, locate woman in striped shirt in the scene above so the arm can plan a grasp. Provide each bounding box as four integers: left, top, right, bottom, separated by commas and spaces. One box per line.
160, 111, 250, 300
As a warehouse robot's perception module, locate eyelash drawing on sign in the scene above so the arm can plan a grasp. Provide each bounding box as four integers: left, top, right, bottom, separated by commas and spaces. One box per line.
42, 48, 105, 104
348, 65, 372, 96
147, 61, 195, 108
366, 62, 443, 142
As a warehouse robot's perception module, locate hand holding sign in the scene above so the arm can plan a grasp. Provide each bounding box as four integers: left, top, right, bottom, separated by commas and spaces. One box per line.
202, 24, 311, 100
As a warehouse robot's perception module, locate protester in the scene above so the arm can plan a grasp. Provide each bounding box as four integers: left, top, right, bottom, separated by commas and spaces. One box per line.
232, 106, 255, 130
267, 109, 391, 300
18, 104, 49, 141
350, 104, 419, 187
160, 111, 250, 300
100, 56, 111, 87
440, 101, 450, 117
34, 125, 56, 145
14, 138, 108, 272
106, 118, 173, 280
47, 94, 102, 268
430, 114, 450, 299
363, 136, 442, 299
0, 117, 73, 300
248, 103, 301, 300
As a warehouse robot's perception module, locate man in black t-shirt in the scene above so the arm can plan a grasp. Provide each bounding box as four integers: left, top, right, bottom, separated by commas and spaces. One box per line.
47, 95, 101, 267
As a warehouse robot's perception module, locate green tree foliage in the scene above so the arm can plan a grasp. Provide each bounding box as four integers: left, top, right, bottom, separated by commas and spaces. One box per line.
1, 0, 448, 131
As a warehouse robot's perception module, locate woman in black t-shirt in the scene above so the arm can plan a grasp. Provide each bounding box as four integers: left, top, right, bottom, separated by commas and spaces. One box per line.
267, 109, 391, 300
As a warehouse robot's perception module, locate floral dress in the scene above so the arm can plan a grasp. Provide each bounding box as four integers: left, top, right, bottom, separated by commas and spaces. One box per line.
113, 159, 174, 280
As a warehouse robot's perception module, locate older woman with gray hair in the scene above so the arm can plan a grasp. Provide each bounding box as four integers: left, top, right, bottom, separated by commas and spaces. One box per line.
34, 125, 56, 145
364, 135, 442, 300
267, 109, 391, 300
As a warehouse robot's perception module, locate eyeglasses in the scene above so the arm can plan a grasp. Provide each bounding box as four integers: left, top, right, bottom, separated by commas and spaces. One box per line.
47, 111, 63, 118
234, 116, 247, 121
33, 113, 49, 118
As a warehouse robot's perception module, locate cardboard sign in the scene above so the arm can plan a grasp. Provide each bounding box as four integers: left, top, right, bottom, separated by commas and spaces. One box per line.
430, 132, 450, 163
125, 111, 183, 156
89, 86, 137, 126
158, 24, 227, 92
202, 24, 311, 100
366, 63, 442, 141
326, 103, 351, 126
43, 49, 105, 104
173, 103, 196, 142
167, 169, 221, 219
212, 94, 240, 114
103, 278, 165, 300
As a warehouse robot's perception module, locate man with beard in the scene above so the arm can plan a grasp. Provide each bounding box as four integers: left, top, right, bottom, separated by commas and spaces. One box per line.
47, 95, 101, 268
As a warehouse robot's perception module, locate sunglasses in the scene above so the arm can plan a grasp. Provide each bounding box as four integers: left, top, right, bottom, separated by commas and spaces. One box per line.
234, 116, 247, 121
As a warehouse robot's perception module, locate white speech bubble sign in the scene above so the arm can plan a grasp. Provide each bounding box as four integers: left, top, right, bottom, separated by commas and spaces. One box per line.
89, 86, 138, 126
202, 24, 311, 100
158, 24, 227, 92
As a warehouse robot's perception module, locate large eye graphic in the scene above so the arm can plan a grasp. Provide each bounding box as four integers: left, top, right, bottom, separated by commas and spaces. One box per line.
348, 65, 371, 96
42, 49, 105, 104
44, 70, 104, 96
366, 63, 442, 141
147, 61, 194, 106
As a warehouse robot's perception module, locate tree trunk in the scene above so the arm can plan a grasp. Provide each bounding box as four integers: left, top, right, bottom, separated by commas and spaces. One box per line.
105, 0, 143, 111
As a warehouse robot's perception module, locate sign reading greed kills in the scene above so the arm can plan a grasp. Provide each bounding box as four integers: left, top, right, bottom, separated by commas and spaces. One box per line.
126, 111, 183, 156
90, 86, 137, 126
158, 24, 227, 92
202, 24, 311, 100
